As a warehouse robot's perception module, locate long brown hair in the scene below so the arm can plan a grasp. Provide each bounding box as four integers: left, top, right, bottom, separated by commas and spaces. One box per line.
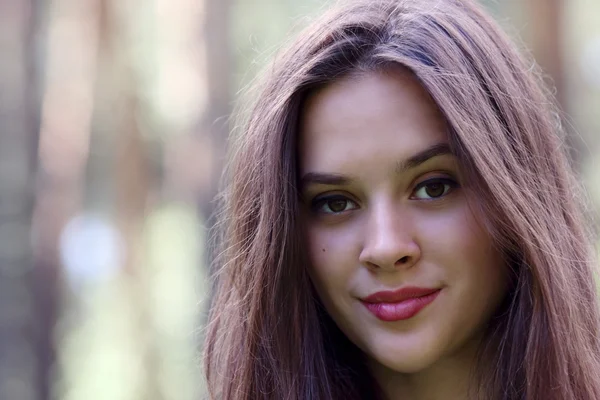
203, 0, 600, 398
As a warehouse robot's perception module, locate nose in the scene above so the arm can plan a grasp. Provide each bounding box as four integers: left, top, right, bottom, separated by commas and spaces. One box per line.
358, 200, 421, 271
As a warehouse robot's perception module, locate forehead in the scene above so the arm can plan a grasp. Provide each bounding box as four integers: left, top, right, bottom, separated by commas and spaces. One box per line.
298, 68, 450, 174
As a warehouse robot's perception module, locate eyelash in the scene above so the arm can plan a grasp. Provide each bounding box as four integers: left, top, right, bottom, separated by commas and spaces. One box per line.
310, 177, 459, 215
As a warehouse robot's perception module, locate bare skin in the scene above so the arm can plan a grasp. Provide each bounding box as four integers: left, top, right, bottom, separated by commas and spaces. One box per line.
299, 68, 508, 400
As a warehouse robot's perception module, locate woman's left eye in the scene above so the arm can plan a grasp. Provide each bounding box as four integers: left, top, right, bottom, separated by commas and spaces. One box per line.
411, 178, 458, 200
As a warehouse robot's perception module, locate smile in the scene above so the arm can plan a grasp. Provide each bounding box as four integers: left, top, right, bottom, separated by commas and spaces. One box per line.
361, 287, 442, 322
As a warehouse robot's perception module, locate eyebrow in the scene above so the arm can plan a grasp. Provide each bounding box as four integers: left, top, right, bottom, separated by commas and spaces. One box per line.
395, 143, 453, 174
300, 142, 453, 189
300, 172, 352, 188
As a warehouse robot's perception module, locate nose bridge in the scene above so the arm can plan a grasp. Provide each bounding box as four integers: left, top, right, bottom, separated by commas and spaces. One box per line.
361, 197, 420, 270
368, 198, 408, 246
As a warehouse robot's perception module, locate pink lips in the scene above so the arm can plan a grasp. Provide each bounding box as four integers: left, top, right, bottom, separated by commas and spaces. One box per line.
361, 286, 441, 321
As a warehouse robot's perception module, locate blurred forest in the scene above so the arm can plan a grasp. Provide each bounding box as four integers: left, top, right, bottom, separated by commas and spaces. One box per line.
0, 0, 598, 399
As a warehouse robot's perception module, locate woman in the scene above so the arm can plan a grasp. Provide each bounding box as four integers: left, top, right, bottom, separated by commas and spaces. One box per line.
203, 0, 600, 398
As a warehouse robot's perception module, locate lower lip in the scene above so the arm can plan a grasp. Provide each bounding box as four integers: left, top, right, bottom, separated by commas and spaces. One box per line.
362, 290, 441, 322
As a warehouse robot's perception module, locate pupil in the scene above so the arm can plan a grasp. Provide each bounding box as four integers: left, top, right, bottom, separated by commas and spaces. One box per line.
328, 199, 347, 212
425, 183, 445, 198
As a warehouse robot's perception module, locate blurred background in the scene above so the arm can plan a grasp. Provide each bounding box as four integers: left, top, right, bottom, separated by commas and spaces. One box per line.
0, 0, 598, 399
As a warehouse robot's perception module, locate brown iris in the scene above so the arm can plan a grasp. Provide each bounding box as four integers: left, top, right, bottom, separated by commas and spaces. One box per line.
425, 182, 445, 198
327, 199, 349, 213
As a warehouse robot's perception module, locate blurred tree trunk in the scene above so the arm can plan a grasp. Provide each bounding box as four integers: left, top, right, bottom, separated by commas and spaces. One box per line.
0, 1, 43, 399
99, 0, 162, 398
200, 0, 232, 271
527, 0, 565, 108
526, 0, 581, 167
33, 0, 105, 399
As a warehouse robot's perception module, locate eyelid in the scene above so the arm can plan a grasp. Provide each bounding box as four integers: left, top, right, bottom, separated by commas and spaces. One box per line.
310, 193, 359, 214
306, 174, 459, 210
311, 193, 355, 207
410, 176, 459, 200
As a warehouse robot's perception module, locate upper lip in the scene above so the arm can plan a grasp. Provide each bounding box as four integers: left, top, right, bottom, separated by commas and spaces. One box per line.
362, 286, 441, 303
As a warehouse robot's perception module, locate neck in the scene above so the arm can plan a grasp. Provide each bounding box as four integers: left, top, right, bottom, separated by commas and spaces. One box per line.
369, 337, 482, 400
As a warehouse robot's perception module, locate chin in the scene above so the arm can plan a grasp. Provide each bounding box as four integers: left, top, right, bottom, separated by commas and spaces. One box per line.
366, 340, 442, 375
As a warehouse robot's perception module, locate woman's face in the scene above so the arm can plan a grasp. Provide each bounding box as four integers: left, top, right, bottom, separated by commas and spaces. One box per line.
298, 68, 509, 376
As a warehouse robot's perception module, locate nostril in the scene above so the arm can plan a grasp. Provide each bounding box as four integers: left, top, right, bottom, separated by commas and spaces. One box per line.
398, 256, 409, 264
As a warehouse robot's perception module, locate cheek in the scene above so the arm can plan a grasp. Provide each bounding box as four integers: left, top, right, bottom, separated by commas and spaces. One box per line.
304, 223, 369, 348
303, 223, 362, 301
421, 203, 500, 269
423, 204, 508, 310
305, 222, 359, 271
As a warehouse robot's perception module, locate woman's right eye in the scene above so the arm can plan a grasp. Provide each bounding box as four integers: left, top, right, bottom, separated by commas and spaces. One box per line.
311, 195, 358, 215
